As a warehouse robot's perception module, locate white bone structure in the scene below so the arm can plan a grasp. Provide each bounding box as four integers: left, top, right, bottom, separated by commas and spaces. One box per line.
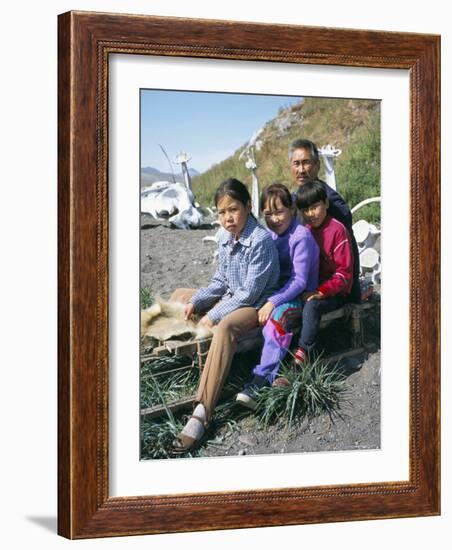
353, 219, 381, 249
351, 197, 381, 215
202, 228, 221, 263
140, 151, 204, 229
246, 158, 260, 220
239, 128, 264, 219
318, 144, 342, 191
351, 197, 381, 285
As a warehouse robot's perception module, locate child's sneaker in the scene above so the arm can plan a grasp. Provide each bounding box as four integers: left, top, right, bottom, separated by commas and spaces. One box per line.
293, 347, 307, 367
236, 375, 268, 411
235, 387, 259, 410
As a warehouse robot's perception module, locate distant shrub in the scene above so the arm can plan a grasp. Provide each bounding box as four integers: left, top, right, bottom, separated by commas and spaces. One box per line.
335, 110, 381, 224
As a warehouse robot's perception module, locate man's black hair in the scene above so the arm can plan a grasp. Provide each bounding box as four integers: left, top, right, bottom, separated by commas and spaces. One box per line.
288, 139, 320, 163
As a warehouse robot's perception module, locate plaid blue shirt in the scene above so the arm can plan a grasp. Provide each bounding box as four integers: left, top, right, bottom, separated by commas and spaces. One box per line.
190, 215, 280, 324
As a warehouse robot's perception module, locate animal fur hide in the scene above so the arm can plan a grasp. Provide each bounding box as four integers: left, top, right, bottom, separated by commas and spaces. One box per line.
141, 299, 212, 341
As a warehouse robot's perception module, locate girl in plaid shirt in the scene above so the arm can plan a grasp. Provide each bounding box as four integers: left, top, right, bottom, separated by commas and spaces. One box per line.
172, 178, 279, 452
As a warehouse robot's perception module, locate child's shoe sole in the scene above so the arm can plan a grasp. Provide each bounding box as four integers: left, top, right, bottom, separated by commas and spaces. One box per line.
235, 392, 258, 411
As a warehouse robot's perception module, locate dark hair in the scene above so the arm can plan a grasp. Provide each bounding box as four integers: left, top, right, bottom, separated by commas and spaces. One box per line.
295, 179, 327, 210
288, 138, 320, 163
214, 178, 251, 208
260, 182, 293, 212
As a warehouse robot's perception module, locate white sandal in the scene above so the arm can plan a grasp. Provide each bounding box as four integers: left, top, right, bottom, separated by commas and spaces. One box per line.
172, 414, 206, 453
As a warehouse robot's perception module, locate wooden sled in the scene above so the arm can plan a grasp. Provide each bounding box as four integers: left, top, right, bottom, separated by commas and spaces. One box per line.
141, 300, 378, 420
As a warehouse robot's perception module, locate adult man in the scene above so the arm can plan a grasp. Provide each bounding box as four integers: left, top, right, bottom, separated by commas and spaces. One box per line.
289, 138, 361, 303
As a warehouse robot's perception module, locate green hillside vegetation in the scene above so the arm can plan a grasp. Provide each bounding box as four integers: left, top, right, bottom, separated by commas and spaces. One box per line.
191, 97, 381, 223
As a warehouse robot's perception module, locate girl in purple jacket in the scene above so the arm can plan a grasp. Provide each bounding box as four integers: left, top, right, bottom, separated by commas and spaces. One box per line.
236, 183, 319, 410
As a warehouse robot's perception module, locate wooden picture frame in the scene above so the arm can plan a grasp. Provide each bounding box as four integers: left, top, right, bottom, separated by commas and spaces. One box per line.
58, 10, 440, 539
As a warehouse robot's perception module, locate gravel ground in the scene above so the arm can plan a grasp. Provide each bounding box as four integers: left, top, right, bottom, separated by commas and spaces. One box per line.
141, 215, 215, 298
141, 215, 381, 457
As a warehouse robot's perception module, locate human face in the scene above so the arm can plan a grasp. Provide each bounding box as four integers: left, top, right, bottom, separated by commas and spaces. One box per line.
263, 197, 294, 236
217, 195, 251, 237
290, 147, 320, 186
301, 199, 329, 229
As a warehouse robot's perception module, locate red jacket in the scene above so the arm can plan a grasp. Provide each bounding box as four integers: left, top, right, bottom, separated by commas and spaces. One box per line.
308, 216, 354, 297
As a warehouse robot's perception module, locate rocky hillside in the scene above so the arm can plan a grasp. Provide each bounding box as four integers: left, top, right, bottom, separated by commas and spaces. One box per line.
191, 97, 380, 222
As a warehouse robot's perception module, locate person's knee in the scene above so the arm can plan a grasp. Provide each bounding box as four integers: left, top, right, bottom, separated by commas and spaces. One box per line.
217, 309, 258, 336
303, 300, 322, 321
216, 315, 236, 334
271, 304, 287, 322
271, 304, 295, 331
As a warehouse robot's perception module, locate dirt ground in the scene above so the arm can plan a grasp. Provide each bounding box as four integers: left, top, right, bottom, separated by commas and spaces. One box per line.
140, 215, 215, 297
141, 215, 381, 457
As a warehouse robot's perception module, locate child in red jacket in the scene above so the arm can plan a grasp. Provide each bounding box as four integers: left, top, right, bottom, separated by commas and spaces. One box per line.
293, 179, 354, 364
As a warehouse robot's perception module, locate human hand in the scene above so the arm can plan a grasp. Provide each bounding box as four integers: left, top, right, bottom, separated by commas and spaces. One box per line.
198, 315, 214, 329
258, 301, 274, 326
303, 290, 325, 302
184, 303, 195, 320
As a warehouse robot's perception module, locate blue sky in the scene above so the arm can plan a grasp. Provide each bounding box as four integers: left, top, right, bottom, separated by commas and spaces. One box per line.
140, 90, 303, 173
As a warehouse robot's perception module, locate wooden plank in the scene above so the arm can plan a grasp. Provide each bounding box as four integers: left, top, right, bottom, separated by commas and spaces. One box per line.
141, 301, 377, 368
150, 346, 169, 358
142, 365, 195, 379
141, 396, 196, 419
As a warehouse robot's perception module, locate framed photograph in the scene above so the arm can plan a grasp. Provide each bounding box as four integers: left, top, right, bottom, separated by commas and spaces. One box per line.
58, 11, 440, 538
137, 89, 382, 464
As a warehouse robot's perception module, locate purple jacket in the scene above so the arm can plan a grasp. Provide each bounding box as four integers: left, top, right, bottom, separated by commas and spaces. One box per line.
268, 217, 319, 307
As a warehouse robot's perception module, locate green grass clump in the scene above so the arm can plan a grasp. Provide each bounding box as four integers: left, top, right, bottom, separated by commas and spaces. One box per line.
140, 286, 154, 309
140, 364, 198, 459
141, 415, 186, 459
141, 358, 199, 408
256, 355, 348, 429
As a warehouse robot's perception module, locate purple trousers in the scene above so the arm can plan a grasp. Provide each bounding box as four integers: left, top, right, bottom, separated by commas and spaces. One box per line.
252, 299, 303, 384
